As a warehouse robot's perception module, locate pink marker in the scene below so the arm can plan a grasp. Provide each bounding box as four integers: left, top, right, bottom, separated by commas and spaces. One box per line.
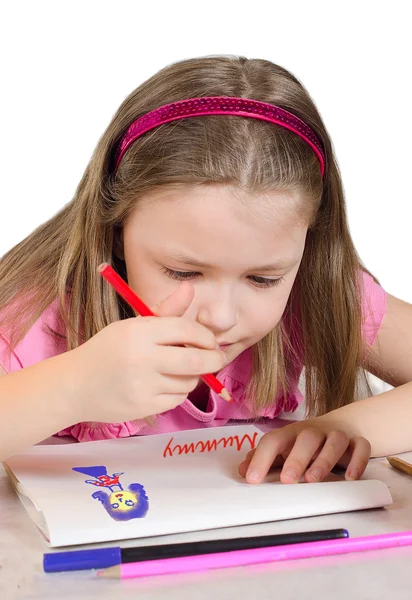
98, 531, 412, 579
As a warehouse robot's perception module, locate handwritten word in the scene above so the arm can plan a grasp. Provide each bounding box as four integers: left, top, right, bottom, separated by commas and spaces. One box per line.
163, 432, 258, 458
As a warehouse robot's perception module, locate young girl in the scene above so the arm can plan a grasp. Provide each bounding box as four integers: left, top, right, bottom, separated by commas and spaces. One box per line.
1, 56, 411, 486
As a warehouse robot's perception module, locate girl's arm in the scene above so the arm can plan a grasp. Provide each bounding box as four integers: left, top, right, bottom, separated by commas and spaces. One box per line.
241, 292, 412, 484
315, 381, 412, 457
345, 291, 412, 455
0, 352, 79, 461
239, 383, 412, 486
0, 298, 226, 462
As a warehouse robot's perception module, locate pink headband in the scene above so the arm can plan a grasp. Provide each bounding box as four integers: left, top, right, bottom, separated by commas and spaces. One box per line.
115, 96, 325, 176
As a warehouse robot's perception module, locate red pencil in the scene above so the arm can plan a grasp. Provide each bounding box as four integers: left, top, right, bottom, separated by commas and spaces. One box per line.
98, 263, 232, 402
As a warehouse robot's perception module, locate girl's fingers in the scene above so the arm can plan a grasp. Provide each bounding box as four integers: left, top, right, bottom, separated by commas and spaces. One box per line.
238, 448, 256, 477
156, 373, 201, 395
153, 282, 195, 318
243, 429, 295, 484
151, 317, 218, 349
238, 451, 284, 478
344, 436, 371, 480
280, 428, 326, 483
155, 345, 226, 376
239, 426, 370, 486
303, 430, 350, 483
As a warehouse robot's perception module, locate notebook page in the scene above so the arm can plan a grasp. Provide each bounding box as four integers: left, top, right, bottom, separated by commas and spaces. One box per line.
5, 425, 392, 547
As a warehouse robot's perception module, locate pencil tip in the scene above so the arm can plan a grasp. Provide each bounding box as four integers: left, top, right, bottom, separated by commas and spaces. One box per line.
97, 565, 119, 579
220, 388, 233, 403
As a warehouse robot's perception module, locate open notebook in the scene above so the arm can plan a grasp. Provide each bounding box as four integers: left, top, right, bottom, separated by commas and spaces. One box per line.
4, 425, 392, 547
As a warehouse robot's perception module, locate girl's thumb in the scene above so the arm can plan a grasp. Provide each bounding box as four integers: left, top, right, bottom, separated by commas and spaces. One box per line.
152, 282, 195, 317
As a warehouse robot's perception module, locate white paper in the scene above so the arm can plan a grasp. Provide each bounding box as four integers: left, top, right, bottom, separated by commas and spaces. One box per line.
4, 425, 393, 547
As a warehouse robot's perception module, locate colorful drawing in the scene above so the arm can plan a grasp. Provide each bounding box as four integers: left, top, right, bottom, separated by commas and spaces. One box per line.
72, 466, 149, 521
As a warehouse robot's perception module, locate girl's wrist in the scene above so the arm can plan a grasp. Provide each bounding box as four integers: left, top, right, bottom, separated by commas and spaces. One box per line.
51, 349, 88, 426
287, 414, 358, 439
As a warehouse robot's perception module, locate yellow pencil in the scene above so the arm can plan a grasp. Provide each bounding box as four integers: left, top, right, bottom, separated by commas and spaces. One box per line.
387, 456, 412, 477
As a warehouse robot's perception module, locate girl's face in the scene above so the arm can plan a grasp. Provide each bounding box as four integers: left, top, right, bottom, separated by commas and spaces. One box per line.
116, 185, 308, 364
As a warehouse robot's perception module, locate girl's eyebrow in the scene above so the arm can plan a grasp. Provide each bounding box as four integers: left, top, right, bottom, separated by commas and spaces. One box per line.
165, 252, 297, 272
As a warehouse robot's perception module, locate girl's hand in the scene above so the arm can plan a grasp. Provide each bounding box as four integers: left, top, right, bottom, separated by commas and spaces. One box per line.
239, 422, 371, 484
68, 282, 226, 424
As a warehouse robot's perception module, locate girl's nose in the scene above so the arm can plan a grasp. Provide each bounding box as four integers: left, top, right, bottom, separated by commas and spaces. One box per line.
196, 291, 239, 334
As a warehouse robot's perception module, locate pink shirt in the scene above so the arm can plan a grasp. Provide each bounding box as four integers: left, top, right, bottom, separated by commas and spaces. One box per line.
0, 271, 387, 442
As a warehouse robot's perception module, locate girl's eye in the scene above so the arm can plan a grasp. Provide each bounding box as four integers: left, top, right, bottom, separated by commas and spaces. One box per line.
162, 268, 284, 289
248, 276, 285, 288
162, 268, 200, 281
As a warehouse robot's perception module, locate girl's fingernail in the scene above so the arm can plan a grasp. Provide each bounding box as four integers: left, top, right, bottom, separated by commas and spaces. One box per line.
308, 468, 322, 481
246, 469, 261, 482
283, 469, 298, 482
346, 468, 359, 480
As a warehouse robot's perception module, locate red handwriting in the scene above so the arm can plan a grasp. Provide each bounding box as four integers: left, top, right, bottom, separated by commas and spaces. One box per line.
163, 432, 258, 458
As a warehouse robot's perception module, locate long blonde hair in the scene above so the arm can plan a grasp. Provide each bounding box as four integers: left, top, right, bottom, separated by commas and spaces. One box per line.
0, 55, 389, 416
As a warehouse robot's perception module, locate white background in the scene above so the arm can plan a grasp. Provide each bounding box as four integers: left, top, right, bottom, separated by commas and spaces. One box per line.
1, 0, 411, 302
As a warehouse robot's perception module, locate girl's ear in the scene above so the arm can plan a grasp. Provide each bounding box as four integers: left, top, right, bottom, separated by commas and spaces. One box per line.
113, 226, 125, 260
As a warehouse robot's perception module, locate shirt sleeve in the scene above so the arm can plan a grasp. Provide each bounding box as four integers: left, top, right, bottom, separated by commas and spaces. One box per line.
0, 332, 23, 373
360, 269, 388, 346
0, 299, 67, 374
